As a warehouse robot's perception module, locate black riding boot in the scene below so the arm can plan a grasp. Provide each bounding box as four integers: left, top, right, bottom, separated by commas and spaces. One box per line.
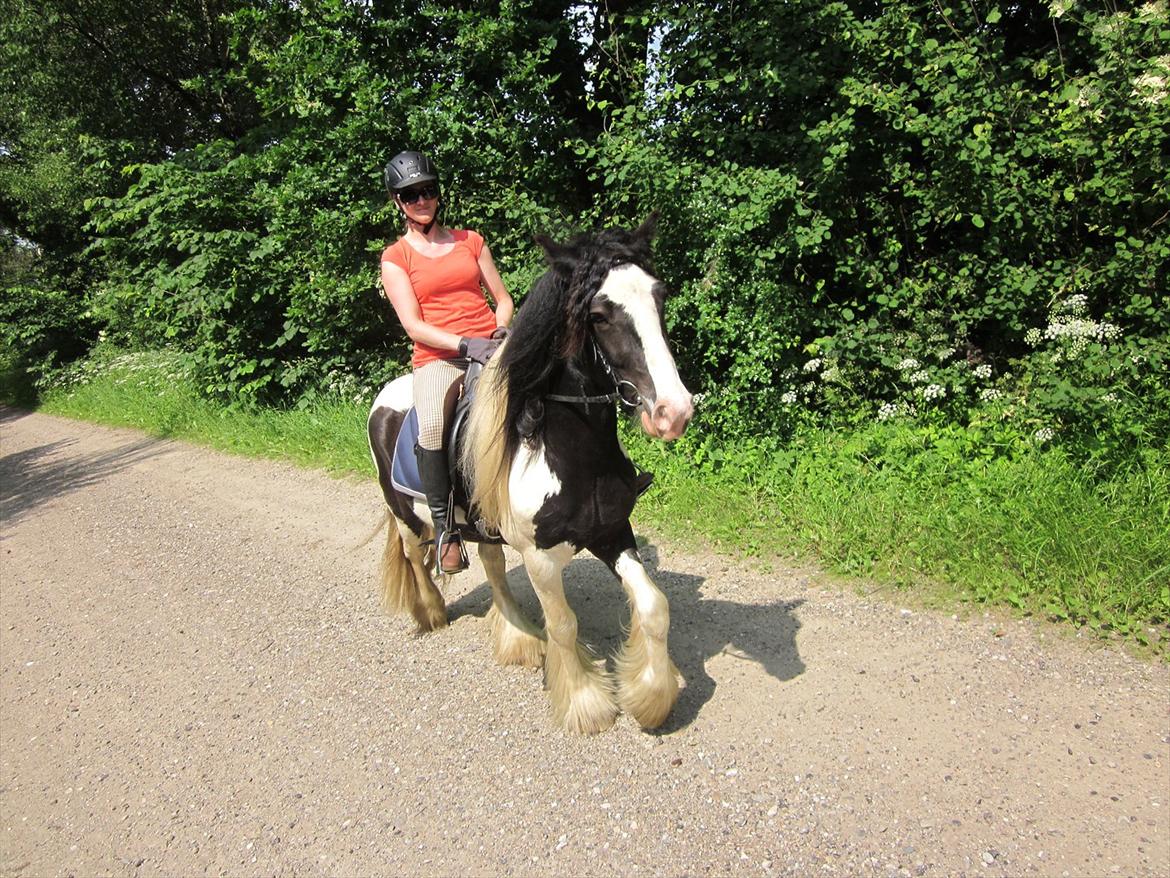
414, 445, 468, 575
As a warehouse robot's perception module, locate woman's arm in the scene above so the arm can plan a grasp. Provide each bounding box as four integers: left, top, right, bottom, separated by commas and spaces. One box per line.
477, 244, 513, 328
380, 259, 463, 352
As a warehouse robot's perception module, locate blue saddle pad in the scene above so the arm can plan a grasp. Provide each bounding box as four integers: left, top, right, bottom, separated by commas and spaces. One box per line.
390, 408, 427, 500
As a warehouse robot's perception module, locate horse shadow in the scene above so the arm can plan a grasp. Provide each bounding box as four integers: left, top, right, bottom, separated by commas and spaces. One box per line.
446, 541, 805, 732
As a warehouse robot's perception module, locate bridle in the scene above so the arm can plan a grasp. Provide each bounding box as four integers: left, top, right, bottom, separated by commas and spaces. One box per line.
544, 337, 644, 412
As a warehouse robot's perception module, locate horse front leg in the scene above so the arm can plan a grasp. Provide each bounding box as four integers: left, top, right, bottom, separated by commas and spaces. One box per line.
523, 544, 617, 734
600, 531, 679, 729
479, 543, 545, 668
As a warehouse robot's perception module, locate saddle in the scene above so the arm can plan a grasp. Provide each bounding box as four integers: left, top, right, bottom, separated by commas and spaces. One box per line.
389, 363, 504, 544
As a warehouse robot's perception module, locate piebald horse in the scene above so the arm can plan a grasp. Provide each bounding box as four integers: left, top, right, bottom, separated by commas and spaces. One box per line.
367, 217, 693, 733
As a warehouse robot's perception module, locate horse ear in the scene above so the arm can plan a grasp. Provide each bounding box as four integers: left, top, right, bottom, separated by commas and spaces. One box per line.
535, 234, 576, 272
633, 211, 659, 244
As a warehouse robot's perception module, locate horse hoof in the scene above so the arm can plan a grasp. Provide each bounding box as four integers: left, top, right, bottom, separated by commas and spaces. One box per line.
619, 675, 679, 729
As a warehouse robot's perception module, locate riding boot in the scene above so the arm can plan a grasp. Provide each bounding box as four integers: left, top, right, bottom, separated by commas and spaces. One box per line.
414, 445, 468, 575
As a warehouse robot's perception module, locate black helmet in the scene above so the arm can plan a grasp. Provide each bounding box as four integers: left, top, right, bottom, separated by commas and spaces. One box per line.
384, 150, 439, 193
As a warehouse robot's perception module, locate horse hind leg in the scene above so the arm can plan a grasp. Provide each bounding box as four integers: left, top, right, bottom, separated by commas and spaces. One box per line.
524, 545, 617, 734
479, 543, 545, 668
612, 549, 680, 729
380, 514, 447, 633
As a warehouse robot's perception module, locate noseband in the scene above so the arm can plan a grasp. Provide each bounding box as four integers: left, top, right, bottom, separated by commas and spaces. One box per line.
544, 337, 644, 411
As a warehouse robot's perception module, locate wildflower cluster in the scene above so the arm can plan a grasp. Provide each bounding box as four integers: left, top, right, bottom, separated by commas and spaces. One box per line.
46, 349, 193, 394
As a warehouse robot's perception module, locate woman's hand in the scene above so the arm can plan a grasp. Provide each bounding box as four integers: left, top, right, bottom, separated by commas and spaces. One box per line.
459, 337, 502, 364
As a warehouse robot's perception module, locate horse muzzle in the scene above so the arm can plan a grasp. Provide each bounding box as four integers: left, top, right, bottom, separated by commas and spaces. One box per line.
641, 394, 693, 441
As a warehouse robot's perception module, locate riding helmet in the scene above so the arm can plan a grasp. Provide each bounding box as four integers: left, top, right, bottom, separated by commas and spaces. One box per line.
384, 150, 439, 193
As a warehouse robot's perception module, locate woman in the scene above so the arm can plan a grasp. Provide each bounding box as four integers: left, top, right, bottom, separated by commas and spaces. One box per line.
380, 150, 512, 575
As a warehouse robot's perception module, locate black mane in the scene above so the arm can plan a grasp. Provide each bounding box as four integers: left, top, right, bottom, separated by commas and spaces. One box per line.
493, 222, 657, 462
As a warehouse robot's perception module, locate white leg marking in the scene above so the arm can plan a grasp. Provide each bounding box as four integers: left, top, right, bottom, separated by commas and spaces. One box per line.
523, 543, 617, 734
613, 549, 679, 728
480, 544, 545, 668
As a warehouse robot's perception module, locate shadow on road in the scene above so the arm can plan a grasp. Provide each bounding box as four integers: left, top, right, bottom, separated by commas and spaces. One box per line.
446, 541, 805, 732
0, 413, 172, 528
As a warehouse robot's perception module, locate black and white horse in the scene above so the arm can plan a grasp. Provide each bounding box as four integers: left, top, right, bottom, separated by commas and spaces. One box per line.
367, 217, 693, 733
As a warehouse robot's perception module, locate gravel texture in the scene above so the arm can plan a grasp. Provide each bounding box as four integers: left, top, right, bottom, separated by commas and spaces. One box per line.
1, 408, 1167, 877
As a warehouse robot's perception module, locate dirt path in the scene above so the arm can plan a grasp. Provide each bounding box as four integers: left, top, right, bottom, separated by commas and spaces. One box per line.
1, 409, 1166, 878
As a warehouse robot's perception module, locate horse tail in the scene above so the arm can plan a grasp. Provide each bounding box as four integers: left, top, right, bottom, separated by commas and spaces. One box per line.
379, 516, 448, 632
379, 515, 413, 615
462, 346, 514, 537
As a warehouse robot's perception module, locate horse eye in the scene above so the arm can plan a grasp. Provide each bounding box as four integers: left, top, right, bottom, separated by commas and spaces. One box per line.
589, 312, 608, 325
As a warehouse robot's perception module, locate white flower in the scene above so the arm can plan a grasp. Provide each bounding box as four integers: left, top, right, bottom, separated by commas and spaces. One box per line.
972, 364, 992, 379
1133, 72, 1168, 105
1033, 427, 1055, 443
1025, 328, 1043, 347
979, 388, 1003, 402
781, 390, 798, 405
909, 369, 930, 385
1138, 4, 1167, 23
1054, 294, 1089, 316
1101, 392, 1118, 403
1097, 322, 1121, 341
920, 383, 946, 400
802, 358, 823, 373
877, 402, 899, 421
897, 357, 920, 371
821, 366, 840, 382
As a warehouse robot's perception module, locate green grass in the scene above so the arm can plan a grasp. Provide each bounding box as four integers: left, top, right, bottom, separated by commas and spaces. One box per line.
15, 349, 1170, 651
626, 423, 1169, 648
33, 351, 373, 477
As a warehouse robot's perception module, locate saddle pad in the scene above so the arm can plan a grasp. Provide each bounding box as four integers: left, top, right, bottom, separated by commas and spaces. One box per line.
390, 408, 427, 500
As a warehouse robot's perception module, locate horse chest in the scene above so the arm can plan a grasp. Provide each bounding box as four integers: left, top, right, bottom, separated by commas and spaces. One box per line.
530, 439, 638, 551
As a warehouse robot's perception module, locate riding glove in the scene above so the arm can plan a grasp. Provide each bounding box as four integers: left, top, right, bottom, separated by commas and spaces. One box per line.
459, 336, 501, 364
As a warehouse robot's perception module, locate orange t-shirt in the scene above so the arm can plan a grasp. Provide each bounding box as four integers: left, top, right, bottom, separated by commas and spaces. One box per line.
383, 229, 498, 367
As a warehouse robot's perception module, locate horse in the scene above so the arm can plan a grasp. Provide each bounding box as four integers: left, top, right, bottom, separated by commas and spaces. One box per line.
366, 216, 693, 734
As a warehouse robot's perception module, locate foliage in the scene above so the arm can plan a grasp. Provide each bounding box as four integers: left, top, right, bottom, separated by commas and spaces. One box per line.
0, 231, 97, 398
8, 0, 1167, 454
583, 0, 1169, 461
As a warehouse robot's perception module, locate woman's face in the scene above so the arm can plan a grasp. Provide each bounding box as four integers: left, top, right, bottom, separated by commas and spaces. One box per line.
396, 182, 439, 225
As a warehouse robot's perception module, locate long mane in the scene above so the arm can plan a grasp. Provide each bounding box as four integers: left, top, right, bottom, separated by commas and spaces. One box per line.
461, 222, 656, 536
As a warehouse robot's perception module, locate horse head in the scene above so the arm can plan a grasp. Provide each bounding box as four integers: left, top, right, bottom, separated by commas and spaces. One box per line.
536, 215, 694, 441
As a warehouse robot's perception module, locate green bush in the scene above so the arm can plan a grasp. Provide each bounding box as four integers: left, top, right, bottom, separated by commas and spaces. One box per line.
0, 283, 98, 396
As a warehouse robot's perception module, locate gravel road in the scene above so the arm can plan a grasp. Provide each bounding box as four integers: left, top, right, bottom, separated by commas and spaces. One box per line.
1, 408, 1167, 878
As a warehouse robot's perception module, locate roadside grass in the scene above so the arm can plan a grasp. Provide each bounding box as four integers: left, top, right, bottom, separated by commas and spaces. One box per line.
19, 350, 1170, 651
33, 350, 373, 477
626, 426, 1169, 647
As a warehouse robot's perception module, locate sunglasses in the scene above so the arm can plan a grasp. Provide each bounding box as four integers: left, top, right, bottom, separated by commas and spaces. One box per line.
397, 184, 439, 204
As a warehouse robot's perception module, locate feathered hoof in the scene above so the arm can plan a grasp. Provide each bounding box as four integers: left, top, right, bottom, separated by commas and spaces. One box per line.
558, 682, 619, 735
488, 604, 546, 668
546, 644, 618, 734
412, 604, 449, 634
618, 663, 680, 729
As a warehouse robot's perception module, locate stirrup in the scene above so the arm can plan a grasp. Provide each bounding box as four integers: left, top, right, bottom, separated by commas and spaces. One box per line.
435, 531, 468, 575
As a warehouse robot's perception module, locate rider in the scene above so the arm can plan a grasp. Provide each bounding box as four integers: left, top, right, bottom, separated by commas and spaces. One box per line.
379, 150, 512, 575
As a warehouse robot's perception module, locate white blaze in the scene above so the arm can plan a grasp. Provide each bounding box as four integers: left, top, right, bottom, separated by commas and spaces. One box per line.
595, 264, 690, 408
